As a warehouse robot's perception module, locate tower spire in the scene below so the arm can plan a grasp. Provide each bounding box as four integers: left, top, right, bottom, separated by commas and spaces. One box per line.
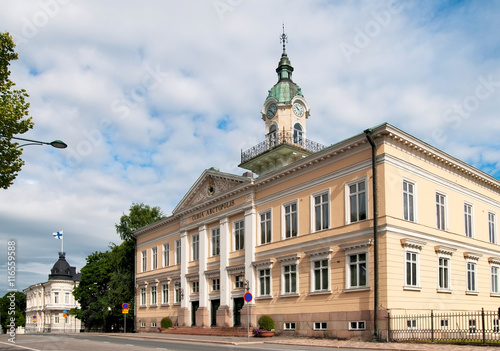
280, 23, 288, 54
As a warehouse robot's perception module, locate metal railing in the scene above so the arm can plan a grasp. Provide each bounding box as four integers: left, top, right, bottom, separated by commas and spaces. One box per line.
388, 309, 500, 344
241, 131, 326, 163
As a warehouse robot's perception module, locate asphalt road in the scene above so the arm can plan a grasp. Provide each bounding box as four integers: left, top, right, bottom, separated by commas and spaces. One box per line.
0, 333, 374, 351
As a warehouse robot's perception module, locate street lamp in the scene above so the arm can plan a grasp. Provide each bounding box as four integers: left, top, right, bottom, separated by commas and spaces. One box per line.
12, 136, 67, 149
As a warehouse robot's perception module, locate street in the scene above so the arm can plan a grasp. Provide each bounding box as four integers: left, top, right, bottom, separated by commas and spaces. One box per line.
0, 333, 376, 351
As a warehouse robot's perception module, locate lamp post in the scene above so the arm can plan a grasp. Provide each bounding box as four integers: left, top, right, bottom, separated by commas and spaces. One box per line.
12, 136, 67, 149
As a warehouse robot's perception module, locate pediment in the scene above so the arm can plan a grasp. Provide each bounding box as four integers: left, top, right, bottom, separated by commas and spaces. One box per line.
173, 168, 252, 215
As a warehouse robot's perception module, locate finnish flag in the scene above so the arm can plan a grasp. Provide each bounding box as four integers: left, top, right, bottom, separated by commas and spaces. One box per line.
53, 231, 63, 239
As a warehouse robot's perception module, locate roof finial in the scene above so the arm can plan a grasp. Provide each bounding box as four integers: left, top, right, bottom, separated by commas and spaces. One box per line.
280, 23, 288, 54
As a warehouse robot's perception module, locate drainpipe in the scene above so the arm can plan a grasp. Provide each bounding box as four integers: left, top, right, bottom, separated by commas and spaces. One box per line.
364, 128, 379, 340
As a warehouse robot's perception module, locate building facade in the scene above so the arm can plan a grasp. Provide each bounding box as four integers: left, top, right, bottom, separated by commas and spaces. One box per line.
24, 252, 82, 333
134, 36, 500, 339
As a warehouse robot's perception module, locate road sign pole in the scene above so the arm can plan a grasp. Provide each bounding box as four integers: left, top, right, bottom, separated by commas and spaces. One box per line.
124, 313, 126, 333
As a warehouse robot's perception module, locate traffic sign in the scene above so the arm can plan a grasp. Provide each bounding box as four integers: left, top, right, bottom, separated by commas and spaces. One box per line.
62, 313, 68, 318
33, 315, 37, 322
63, 309, 68, 314
122, 308, 129, 314
244, 292, 253, 302
122, 303, 129, 309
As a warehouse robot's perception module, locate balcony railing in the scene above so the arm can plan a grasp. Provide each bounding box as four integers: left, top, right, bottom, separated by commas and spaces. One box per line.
241, 131, 326, 164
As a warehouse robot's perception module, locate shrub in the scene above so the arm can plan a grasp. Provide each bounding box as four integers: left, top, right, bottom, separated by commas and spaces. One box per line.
258, 315, 274, 330
160, 317, 173, 329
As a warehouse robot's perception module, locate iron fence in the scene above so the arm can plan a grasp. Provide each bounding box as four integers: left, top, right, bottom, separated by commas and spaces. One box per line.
388, 309, 500, 344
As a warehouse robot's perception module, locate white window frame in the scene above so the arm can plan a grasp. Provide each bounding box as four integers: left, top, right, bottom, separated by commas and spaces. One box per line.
438, 255, 452, 292
259, 210, 272, 245
212, 278, 220, 292
175, 239, 181, 265
346, 178, 368, 224
340, 241, 371, 292
162, 243, 170, 267
313, 322, 327, 330
402, 179, 416, 222
64, 292, 70, 304
282, 200, 298, 239
464, 202, 474, 238
54, 291, 59, 304
233, 219, 245, 251
404, 249, 420, 289
141, 250, 147, 272
161, 283, 169, 305
150, 285, 157, 306
349, 321, 366, 331
140, 287, 146, 306
192, 281, 199, 294
466, 260, 478, 294
174, 281, 181, 304
284, 322, 296, 330
407, 319, 417, 330
191, 234, 199, 261
278, 254, 301, 297
306, 248, 332, 294
151, 322, 157, 328
211, 227, 220, 257
235, 274, 244, 289
151, 246, 158, 270
435, 192, 447, 230
140, 322, 146, 328
491, 264, 500, 296
489, 212, 497, 244
311, 190, 330, 232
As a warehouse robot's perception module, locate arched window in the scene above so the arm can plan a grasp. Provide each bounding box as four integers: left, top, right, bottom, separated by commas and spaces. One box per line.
267, 124, 277, 149
293, 123, 303, 145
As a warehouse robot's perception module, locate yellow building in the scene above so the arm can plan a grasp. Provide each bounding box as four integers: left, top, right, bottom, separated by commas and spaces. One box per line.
134, 34, 500, 339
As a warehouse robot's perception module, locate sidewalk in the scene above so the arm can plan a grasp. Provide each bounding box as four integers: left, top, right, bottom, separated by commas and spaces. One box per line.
113, 332, 500, 351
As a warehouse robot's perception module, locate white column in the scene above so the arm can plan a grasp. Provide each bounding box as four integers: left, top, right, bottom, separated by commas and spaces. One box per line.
244, 206, 257, 300
219, 217, 230, 306
180, 231, 189, 309
198, 225, 209, 308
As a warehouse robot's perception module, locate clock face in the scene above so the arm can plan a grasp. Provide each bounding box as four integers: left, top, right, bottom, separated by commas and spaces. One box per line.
267, 103, 277, 118
293, 102, 304, 117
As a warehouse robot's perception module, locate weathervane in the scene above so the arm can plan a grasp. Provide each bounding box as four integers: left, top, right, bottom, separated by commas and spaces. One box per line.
280, 23, 288, 53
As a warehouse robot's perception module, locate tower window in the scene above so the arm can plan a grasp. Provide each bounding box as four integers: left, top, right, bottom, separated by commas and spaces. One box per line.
293, 123, 303, 145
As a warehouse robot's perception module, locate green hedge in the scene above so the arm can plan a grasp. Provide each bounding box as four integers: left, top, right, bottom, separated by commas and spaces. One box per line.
161, 317, 173, 329
258, 315, 274, 330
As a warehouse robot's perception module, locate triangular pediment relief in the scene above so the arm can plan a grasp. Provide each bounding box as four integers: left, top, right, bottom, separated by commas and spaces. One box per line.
173, 168, 252, 215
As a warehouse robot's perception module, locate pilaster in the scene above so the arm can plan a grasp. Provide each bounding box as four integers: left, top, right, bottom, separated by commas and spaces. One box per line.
244, 205, 257, 305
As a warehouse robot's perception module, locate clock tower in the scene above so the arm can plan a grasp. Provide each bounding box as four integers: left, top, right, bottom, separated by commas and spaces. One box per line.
239, 27, 325, 176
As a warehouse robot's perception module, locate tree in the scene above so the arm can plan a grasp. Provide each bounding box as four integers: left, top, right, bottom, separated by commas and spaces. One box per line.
73, 203, 164, 331
0, 291, 26, 331
0, 32, 34, 189
115, 202, 165, 241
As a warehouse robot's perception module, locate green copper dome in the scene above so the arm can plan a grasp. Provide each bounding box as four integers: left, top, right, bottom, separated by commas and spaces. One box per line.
267, 30, 303, 103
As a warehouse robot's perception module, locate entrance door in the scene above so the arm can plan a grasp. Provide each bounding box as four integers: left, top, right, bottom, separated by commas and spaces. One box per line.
191, 301, 199, 326
233, 298, 244, 327
210, 299, 220, 326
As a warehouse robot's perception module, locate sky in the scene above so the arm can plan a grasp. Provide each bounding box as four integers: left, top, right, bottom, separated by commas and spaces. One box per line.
1, 0, 500, 297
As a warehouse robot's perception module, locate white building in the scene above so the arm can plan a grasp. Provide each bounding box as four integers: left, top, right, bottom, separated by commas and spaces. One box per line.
24, 252, 82, 333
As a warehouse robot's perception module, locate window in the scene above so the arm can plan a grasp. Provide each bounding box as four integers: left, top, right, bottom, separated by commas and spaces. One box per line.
211, 228, 220, 256
348, 253, 367, 288
212, 278, 220, 291
161, 283, 169, 304
162, 243, 170, 267
349, 321, 366, 330
234, 220, 245, 251
467, 262, 477, 293
65, 292, 70, 304
438, 257, 451, 290
348, 180, 367, 223
283, 264, 297, 294
150, 285, 157, 305
260, 211, 272, 244
54, 292, 59, 304
313, 260, 329, 292
494, 319, 500, 333
469, 319, 477, 334
141, 250, 147, 272
492, 265, 499, 294
192, 234, 199, 261
268, 124, 277, 148
151, 322, 157, 328
284, 322, 296, 330
258, 268, 271, 297
407, 319, 417, 330
405, 251, 418, 287
235, 275, 244, 289
174, 282, 181, 303
403, 180, 415, 222
192, 281, 199, 293
293, 123, 303, 145
140, 322, 146, 328
284, 202, 298, 238
436, 193, 446, 230
464, 203, 473, 238
175, 239, 181, 265
314, 322, 327, 330
151, 246, 158, 270
140, 287, 146, 306
54, 315, 60, 324
441, 319, 449, 328
313, 192, 329, 231
489, 212, 497, 244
